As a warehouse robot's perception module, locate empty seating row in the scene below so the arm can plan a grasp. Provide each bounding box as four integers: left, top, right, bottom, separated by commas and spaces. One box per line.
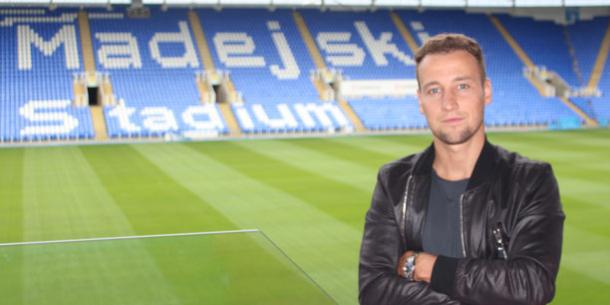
232, 102, 352, 133
398, 10, 584, 128
89, 8, 202, 108
0, 12, 95, 141
349, 98, 426, 130
1, 7, 608, 142
103, 103, 228, 138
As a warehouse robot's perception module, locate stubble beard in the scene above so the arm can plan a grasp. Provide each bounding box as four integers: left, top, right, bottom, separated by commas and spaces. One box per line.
433, 118, 484, 146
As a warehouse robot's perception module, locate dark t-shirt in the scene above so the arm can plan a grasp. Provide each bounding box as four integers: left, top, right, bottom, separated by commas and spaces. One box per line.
422, 170, 468, 258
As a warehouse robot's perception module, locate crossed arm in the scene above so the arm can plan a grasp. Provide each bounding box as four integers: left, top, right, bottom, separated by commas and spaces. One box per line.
359, 165, 564, 305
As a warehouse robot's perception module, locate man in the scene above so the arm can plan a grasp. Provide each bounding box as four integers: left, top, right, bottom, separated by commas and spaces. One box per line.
358, 33, 564, 305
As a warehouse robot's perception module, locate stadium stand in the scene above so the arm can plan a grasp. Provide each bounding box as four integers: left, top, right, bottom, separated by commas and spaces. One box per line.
87, 7, 228, 138
0, 6, 608, 142
567, 17, 607, 87
301, 10, 416, 80
197, 9, 352, 134
0, 8, 95, 142
498, 14, 580, 86
300, 10, 423, 130
496, 14, 599, 119
348, 97, 427, 130
402, 10, 589, 126
568, 16, 610, 124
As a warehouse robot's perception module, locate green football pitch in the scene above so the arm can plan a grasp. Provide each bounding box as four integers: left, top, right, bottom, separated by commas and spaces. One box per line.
0, 129, 608, 305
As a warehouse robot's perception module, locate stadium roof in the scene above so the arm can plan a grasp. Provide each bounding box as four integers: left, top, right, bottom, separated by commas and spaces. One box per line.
2, 0, 609, 8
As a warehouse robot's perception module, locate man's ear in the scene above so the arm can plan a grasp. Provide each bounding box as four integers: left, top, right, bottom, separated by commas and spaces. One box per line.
484, 79, 492, 105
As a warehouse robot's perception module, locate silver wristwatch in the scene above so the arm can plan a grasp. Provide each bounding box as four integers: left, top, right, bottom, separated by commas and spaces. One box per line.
402, 252, 418, 281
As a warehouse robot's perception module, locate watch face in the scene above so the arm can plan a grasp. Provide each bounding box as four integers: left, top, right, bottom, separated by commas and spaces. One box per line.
403, 255, 416, 280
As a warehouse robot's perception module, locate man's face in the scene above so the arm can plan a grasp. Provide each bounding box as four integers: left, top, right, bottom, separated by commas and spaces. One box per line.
416, 50, 492, 146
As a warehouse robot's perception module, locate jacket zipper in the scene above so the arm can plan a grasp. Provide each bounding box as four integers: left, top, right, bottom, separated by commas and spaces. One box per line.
401, 175, 413, 245
459, 193, 467, 257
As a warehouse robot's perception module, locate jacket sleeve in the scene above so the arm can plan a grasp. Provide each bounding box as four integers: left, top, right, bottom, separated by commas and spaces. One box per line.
359, 169, 460, 305
430, 164, 565, 305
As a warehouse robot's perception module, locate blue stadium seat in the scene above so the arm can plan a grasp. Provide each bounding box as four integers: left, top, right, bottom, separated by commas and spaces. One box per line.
349, 97, 427, 130
1, 7, 607, 140
399, 10, 582, 126
197, 9, 352, 132
0, 8, 95, 141
301, 10, 416, 80
568, 17, 610, 122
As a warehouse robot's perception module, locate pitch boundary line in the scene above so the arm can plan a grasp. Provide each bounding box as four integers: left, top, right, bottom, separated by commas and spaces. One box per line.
0, 229, 260, 247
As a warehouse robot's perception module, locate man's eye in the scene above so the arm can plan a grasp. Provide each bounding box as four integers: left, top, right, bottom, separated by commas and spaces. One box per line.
458, 83, 470, 90
428, 88, 441, 95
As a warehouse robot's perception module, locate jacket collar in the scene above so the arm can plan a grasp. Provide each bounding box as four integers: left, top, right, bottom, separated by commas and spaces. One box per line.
412, 139, 497, 191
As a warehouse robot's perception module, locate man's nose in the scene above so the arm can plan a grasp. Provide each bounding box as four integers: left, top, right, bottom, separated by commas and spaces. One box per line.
441, 90, 458, 111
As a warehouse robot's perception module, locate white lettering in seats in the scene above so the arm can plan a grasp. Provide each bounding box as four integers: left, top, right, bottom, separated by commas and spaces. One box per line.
316, 32, 365, 66
149, 21, 199, 68
213, 32, 266, 67
19, 100, 79, 136
354, 21, 414, 66
96, 32, 142, 69
17, 25, 80, 70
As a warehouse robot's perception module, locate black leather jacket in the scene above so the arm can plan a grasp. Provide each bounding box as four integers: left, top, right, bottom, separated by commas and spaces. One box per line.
359, 141, 564, 305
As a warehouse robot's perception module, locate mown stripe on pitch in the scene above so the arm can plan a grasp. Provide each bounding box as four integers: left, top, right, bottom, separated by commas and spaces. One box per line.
545, 226, 610, 303
563, 222, 610, 255
122, 143, 339, 305
81, 144, 237, 304
22, 146, 138, 242
562, 134, 610, 148
541, 150, 604, 163
0, 148, 24, 305
21, 147, 137, 240
489, 132, 610, 155
557, 177, 609, 205
133, 143, 360, 305
80, 144, 237, 234
0, 148, 24, 242
562, 249, 610, 286
558, 176, 610, 208
226, 139, 377, 192
555, 265, 610, 304
561, 197, 610, 241
561, 226, 610, 286
20, 236, 185, 305
285, 137, 399, 169
325, 136, 425, 160
484, 143, 601, 166
552, 159, 610, 179
572, 160, 610, 172
559, 226, 610, 304
188, 140, 370, 230
489, 142, 607, 164
21, 146, 182, 305
372, 133, 434, 147
513, 129, 610, 146
562, 190, 610, 209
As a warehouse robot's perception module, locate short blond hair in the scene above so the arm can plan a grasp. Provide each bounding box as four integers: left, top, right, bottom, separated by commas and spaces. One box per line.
415, 33, 486, 86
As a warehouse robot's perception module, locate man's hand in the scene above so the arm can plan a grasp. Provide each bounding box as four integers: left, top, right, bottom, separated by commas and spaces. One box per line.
397, 251, 438, 283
